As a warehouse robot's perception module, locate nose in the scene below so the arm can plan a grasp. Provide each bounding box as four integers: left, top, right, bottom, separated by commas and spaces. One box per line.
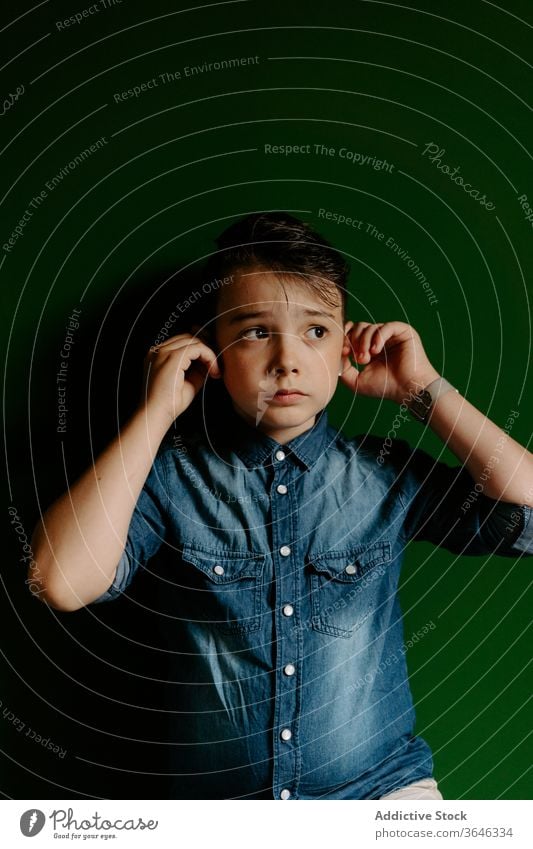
269, 332, 300, 374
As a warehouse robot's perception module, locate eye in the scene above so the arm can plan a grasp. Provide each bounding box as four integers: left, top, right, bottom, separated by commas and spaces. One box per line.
306, 325, 328, 339
239, 325, 329, 341
240, 326, 269, 340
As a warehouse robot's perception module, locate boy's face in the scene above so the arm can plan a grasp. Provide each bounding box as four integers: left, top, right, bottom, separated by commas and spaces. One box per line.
213, 268, 353, 444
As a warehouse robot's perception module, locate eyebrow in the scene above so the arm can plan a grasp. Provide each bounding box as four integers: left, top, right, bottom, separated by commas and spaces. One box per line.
226, 308, 337, 325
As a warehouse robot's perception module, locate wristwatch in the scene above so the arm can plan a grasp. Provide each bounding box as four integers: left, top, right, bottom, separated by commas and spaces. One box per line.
407, 377, 458, 424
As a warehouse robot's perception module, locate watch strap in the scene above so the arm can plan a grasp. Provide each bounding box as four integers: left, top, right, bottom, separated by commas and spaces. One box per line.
408, 377, 458, 423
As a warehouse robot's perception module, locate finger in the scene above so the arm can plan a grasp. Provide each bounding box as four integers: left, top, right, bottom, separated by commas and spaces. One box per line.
149, 332, 196, 351
349, 321, 371, 344
343, 322, 370, 360
147, 334, 212, 359
152, 341, 221, 378
150, 339, 205, 356
350, 322, 379, 343
368, 324, 391, 355
152, 340, 221, 376
148, 338, 193, 356
353, 323, 385, 361
150, 339, 212, 358
369, 322, 414, 354
361, 323, 385, 350
175, 344, 222, 378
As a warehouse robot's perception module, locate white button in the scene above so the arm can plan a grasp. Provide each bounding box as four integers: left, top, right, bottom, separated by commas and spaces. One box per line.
280, 788, 291, 800
276, 484, 288, 495
345, 563, 357, 575
284, 663, 296, 676
280, 545, 291, 557
275, 450, 286, 461
282, 604, 294, 617
213, 564, 225, 576
280, 728, 292, 742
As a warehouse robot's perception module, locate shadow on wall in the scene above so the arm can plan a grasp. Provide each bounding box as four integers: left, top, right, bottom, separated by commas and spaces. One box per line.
3, 262, 221, 800
27, 264, 215, 504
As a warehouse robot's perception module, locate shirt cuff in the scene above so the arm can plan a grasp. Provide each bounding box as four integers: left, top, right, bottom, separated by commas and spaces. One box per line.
90, 549, 131, 604
481, 499, 533, 555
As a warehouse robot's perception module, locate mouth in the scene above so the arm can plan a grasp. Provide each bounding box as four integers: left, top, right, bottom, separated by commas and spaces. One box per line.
270, 389, 308, 404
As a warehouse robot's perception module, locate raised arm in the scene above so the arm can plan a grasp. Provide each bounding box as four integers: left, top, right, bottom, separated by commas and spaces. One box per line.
29, 334, 221, 611
339, 320, 533, 508
410, 381, 533, 508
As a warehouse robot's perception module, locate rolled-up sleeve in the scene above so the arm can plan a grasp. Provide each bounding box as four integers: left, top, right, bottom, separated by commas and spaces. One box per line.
391, 438, 533, 557
91, 453, 170, 603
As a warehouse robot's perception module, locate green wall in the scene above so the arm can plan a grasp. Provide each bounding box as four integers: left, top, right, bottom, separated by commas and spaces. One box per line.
2, 0, 531, 799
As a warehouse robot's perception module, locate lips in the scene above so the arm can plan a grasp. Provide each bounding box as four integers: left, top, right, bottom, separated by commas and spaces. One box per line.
274, 389, 306, 396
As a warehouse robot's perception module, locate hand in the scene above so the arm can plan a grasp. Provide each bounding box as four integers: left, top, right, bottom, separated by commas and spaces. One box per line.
140, 333, 222, 425
338, 321, 440, 405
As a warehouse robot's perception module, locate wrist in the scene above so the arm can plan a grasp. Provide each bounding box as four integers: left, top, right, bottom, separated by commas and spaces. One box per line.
133, 402, 175, 439
397, 369, 441, 405
403, 374, 460, 426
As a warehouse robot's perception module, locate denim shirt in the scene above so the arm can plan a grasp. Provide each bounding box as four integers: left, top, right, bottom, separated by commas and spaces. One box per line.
94, 397, 532, 800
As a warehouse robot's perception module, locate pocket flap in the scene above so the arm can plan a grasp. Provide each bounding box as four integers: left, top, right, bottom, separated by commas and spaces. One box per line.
308, 541, 391, 581
181, 543, 266, 583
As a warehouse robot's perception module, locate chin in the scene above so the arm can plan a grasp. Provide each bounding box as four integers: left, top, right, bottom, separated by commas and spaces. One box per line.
257, 406, 317, 425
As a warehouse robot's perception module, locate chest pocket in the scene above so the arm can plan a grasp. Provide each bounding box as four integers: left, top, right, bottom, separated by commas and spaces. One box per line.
307, 541, 392, 638
180, 543, 266, 635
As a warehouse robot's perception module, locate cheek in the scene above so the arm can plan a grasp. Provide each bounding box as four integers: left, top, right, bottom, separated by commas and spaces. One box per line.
316, 342, 342, 370
221, 347, 259, 384
223, 345, 248, 365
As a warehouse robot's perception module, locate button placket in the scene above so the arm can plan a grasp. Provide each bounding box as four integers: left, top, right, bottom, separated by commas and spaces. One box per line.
270, 452, 299, 800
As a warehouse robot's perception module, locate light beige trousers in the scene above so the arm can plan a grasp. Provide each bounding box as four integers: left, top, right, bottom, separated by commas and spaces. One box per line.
380, 777, 443, 800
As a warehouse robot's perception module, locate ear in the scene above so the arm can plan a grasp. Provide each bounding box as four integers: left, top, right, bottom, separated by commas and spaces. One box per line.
191, 322, 223, 371
191, 322, 215, 347
342, 320, 354, 355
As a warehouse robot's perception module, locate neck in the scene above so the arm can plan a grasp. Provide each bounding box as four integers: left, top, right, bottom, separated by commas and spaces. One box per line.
231, 401, 317, 444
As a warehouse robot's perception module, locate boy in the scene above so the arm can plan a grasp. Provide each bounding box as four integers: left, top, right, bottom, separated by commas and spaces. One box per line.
30, 212, 533, 800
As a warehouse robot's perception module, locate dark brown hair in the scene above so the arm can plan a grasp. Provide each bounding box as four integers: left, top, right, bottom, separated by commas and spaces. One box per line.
198, 212, 350, 338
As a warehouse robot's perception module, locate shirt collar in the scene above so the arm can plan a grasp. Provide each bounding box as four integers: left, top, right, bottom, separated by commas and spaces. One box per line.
207, 390, 331, 471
